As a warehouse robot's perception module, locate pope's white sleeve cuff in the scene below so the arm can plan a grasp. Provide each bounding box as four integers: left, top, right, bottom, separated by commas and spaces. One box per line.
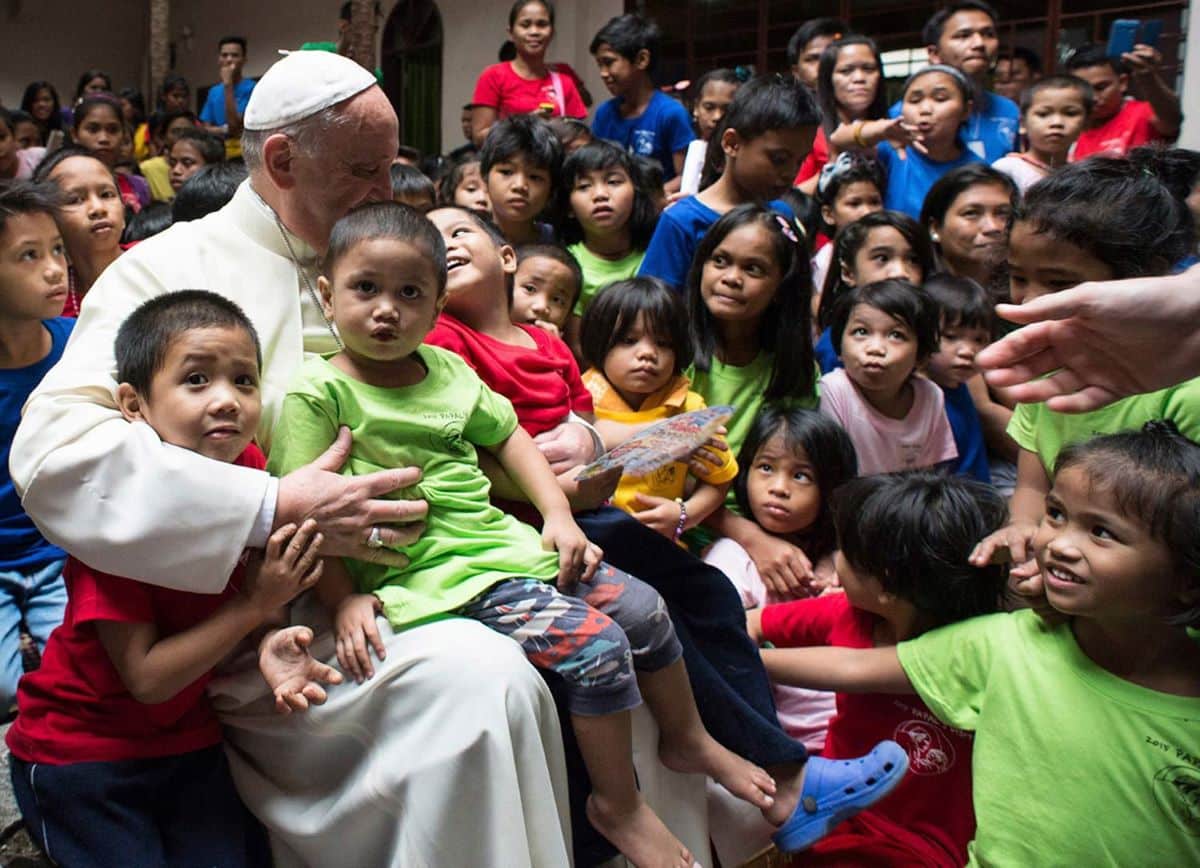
248, 476, 280, 548
567, 412, 605, 462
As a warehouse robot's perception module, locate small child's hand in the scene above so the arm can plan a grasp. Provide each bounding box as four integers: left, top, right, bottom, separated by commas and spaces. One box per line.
542, 514, 602, 587
630, 493, 683, 540
688, 427, 729, 477
744, 527, 815, 599
559, 464, 621, 512
969, 521, 1039, 568
243, 520, 325, 615
259, 626, 343, 714
334, 594, 387, 683
529, 319, 562, 339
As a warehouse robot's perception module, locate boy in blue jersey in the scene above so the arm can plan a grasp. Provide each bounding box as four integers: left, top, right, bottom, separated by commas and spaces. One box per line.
590, 14, 694, 194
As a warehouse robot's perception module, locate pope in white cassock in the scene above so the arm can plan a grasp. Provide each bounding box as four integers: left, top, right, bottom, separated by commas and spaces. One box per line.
10, 51, 571, 867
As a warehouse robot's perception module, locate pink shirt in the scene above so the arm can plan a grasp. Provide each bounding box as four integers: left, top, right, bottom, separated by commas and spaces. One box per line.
704, 537, 836, 753
818, 368, 956, 475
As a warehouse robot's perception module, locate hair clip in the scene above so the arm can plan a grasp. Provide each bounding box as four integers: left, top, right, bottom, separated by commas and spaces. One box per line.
775, 213, 800, 244
734, 65, 753, 83
817, 151, 856, 198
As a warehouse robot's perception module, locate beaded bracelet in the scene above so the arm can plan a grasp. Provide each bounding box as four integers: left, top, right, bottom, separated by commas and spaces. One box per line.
674, 497, 688, 541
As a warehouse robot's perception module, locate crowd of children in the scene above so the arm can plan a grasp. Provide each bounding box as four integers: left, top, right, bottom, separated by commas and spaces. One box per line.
2, 0, 1200, 866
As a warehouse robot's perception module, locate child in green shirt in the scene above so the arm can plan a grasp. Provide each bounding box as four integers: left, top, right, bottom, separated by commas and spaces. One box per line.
970, 149, 1200, 600
272, 202, 897, 866
762, 422, 1200, 866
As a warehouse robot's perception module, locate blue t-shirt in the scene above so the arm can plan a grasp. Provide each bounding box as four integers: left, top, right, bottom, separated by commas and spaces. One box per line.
638, 196, 794, 292
199, 78, 257, 126
592, 91, 695, 181
889, 90, 1018, 163
941, 381, 990, 484
814, 326, 842, 374
0, 318, 73, 571
877, 141, 983, 219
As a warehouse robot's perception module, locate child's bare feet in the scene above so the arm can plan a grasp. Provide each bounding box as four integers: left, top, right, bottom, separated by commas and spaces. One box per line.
659, 732, 777, 811
586, 793, 697, 868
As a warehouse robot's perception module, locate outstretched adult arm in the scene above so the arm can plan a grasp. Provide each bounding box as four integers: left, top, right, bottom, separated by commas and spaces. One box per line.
978, 265, 1200, 412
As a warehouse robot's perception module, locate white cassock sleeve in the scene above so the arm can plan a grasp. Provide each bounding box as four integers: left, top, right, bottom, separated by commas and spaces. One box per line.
8, 191, 306, 592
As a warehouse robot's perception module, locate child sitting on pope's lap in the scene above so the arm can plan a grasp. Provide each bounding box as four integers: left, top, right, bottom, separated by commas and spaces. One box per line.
269, 201, 802, 868
6, 289, 329, 867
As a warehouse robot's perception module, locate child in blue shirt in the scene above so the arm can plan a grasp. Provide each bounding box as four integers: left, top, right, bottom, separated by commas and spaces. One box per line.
589, 14, 694, 191
922, 273, 993, 484
638, 74, 817, 291
0, 181, 73, 711
874, 65, 983, 219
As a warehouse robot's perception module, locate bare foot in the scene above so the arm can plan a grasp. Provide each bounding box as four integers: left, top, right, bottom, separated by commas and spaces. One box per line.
659, 732, 776, 811
762, 763, 804, 827
586, 793, 697, 868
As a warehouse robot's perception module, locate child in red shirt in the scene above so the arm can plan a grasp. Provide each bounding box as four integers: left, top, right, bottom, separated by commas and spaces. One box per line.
750, 472, 1009, 866
426, 205, 913, 858
7, 291, 330, 868
1065, 42, 1181, 159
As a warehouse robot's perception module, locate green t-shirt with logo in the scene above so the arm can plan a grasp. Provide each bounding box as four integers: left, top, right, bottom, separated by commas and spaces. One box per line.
269, 346, 558, 629
567, 242, 646, 317
899, 610, 1200, 866
1008, 377, 1200, 473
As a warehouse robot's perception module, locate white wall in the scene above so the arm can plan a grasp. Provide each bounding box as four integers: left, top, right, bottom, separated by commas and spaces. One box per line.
171, 0, 343, 100
0, 0, 146, 110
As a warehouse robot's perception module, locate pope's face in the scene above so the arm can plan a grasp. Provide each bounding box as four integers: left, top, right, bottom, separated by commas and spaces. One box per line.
287, 87, 399, 251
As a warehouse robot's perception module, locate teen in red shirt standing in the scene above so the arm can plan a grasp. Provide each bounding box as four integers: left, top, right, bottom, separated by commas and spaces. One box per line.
470, 0, 587, 147
1066, 41, 1181, 160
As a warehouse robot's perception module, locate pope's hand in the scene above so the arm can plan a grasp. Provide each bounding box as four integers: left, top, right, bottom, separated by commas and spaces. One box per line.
275, 426, 427, 566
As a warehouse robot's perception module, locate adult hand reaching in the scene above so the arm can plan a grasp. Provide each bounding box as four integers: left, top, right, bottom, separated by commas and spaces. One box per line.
534, 422, 599, 474
977, 267, 1200, 412
275, 427, 428, 565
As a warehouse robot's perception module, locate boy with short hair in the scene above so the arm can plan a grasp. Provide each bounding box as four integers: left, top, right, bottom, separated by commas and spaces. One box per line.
511, 243, 582, 339
993, 46, 1041, 102
589, 13, 694, 191
0, 181, 70, 713
480, 114, 561, 245
6, 290, 328, 866
787, 17, 848, 91
1065, 42, 1182, 160
388, 161, 437, 212
992, 75, 1092, 193
199, 35, 257, 158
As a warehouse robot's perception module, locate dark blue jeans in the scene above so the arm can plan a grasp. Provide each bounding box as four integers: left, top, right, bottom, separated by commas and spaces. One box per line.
576, 506, 809, 769
10, 745, 269, 868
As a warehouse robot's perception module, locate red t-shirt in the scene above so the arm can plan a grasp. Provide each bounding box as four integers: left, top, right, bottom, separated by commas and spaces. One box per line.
761, 594, 975, 868
795, 126, 830, 185
425, 312, 592, 436
7, 445, 265, 765
472, 61, 587, 120
1072, 99, 1164, 160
